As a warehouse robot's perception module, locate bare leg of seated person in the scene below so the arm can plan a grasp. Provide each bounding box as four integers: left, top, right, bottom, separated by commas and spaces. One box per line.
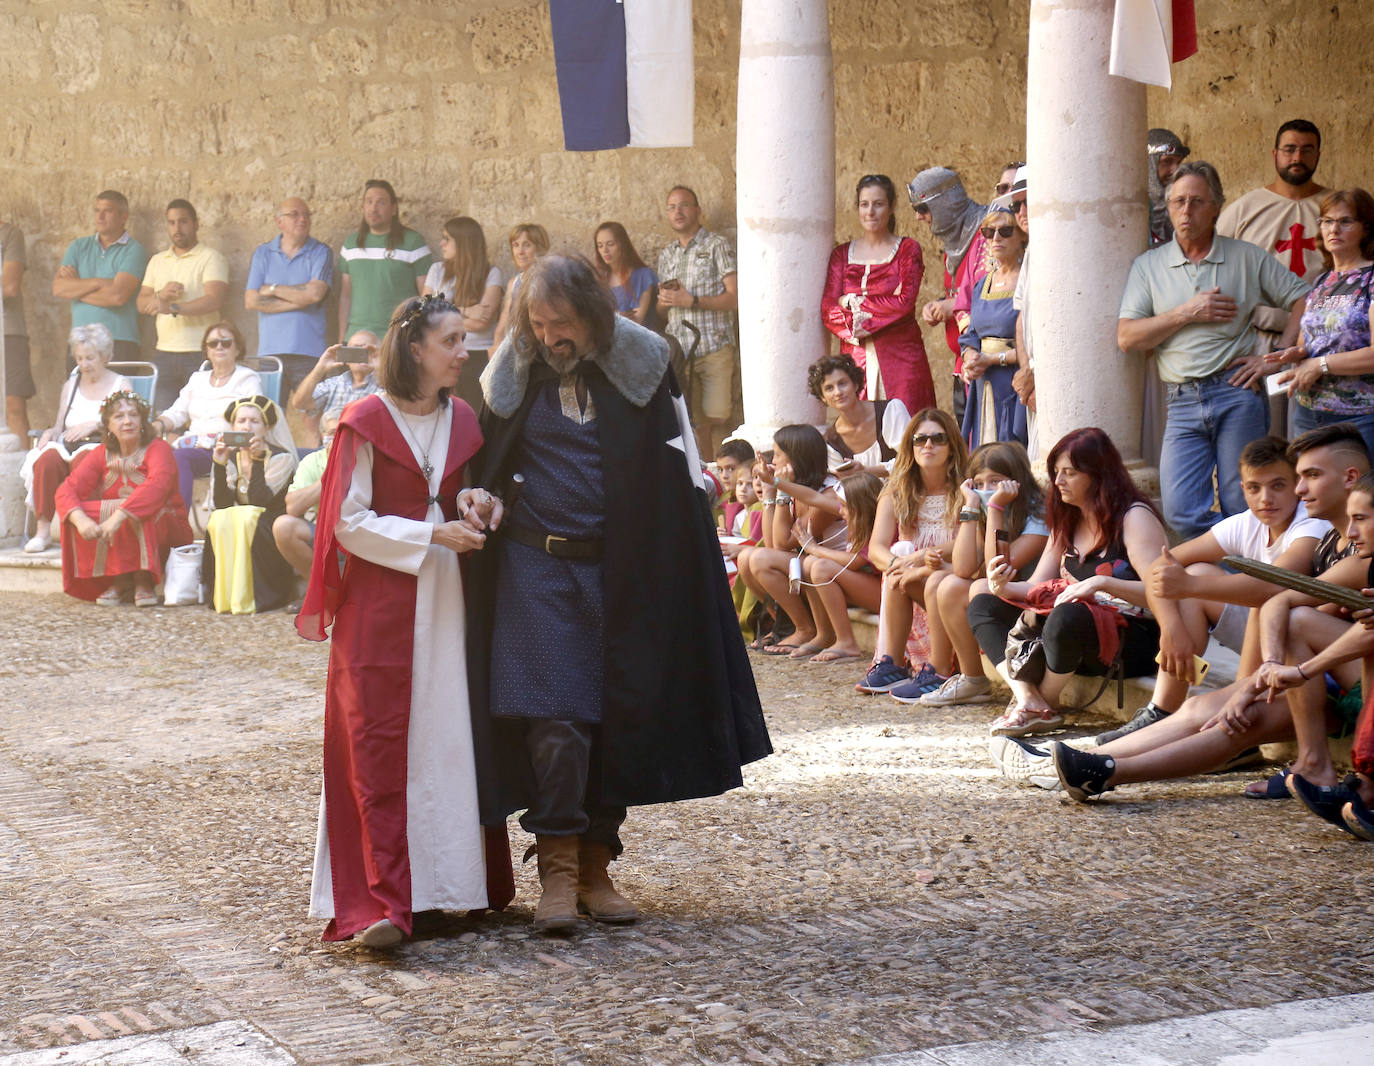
1095, 685, 1242, 760
795, 579, 837, 659
273, 514, 316, 581
935, 574, 987, 680
749, 547, 817, 653
1102, 696, 1297, 786
804, 556, 877, 662
1254, 606, 1359, 791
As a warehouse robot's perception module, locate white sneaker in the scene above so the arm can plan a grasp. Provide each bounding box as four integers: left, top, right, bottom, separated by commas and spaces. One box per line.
988, 734, 1059, 789
919, 673, 995, 706
23, 531, 51, 553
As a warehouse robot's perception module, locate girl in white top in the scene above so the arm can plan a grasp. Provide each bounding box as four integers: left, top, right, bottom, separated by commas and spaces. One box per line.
421, 217, 503, 353
808, 353, 910, 475
861, 408, 970, 692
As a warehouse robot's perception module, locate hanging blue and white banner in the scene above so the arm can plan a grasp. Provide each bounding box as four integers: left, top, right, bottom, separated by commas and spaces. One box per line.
549, 0, 694, 152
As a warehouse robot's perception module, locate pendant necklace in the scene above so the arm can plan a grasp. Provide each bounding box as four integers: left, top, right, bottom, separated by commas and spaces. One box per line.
396, 403, 442, 480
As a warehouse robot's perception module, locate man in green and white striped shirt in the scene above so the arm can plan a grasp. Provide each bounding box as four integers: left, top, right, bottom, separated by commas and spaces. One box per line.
337, 179, 432, 340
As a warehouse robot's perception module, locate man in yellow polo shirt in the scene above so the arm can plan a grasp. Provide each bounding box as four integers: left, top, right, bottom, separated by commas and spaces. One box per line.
138, 199, 228, 411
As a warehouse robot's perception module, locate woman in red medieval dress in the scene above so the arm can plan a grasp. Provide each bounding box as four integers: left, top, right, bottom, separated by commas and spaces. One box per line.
54, 390, 192, 606
297, 294, 513, 948
821, 174, 936, 413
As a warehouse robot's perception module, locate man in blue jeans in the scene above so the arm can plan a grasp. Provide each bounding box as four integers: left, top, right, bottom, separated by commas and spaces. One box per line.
1119, 160, 1310, 539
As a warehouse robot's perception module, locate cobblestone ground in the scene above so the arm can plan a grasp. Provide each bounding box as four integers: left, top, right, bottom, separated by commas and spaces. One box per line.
2, 591, 1373, 1065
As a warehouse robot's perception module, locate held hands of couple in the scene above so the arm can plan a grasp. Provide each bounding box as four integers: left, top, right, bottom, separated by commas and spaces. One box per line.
440, 487, 506, 553
456, 487, 503, 534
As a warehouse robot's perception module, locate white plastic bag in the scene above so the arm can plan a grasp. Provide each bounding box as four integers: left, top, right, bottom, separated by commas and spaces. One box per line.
163, 543, 204, 606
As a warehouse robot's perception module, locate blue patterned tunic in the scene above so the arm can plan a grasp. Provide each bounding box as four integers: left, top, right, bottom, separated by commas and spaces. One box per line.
489, 376, 606, 722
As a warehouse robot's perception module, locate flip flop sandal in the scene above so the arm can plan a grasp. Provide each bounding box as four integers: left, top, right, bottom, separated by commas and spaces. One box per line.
95, 587, 124, 607
1243, 767, 1292, 800
1340, 795, 1374, 841
1287, 772, 1360, 829
787, 643, 826, 659
989, 704, 1064, 738
761, 642, 807, 656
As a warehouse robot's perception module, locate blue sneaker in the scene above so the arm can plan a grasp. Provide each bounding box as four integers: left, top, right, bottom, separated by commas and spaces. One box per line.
888, 664, 948, 704
855, 655, 911, 694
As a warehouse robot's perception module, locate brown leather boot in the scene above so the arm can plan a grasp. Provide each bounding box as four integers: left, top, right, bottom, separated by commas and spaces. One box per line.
533, 835, 580, 933
578, 842, 638, 923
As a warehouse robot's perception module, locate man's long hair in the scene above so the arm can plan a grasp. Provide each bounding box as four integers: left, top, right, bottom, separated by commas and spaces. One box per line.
512, 255, 617, 356
355, 179, 406, 252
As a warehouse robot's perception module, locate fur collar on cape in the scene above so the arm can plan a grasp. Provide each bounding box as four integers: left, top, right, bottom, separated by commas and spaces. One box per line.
480, 316, 670, 418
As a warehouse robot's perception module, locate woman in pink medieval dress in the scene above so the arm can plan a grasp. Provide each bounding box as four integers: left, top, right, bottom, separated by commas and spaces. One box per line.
297, 294, 513, 948
54, 390, 192, 606
821, 174, 936, 413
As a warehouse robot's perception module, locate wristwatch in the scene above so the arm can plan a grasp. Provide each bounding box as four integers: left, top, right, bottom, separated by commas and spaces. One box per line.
692, 293, 700, 308
958, 508, 980, 523
169, 303, 180, 317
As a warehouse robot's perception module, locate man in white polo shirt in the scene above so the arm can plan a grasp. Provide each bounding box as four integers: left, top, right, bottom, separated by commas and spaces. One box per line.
138, 199, 228, 411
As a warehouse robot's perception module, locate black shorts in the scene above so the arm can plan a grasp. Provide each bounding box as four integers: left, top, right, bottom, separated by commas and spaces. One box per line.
3, 334, 34, 398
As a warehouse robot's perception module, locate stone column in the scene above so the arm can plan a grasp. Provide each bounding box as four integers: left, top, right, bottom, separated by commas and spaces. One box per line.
1026, 0, 1148, 461
734, 0, 834, 446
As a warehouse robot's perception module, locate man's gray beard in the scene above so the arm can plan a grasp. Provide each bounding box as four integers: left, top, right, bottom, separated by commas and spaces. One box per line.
541, 347, 584, 375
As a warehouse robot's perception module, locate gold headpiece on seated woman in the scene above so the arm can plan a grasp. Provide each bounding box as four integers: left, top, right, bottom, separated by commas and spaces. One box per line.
99, 389, 150, 423
222, 394, 278, 428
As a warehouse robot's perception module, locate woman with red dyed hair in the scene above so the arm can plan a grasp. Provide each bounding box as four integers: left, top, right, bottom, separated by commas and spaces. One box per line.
966, 427, 1167, 736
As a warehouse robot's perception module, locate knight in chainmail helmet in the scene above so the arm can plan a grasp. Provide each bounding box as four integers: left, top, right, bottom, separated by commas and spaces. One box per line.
1147, 128, 1190, 246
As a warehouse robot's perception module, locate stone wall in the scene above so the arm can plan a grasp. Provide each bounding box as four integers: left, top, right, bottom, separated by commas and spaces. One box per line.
1, 0, 1368, 423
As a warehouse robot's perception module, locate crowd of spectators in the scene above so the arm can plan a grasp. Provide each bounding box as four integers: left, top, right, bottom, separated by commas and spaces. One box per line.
5, 116, 1374, 838
6, 178, 742, 613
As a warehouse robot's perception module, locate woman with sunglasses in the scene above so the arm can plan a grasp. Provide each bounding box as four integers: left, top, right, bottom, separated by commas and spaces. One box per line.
821, 175, 935, 412
151, 321, 264, 514
958, 208, 1027, 448
856, 409, 969, 699
1270, 188, 1374, 458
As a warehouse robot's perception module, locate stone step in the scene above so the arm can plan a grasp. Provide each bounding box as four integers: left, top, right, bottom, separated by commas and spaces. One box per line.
0, 546, 63, 594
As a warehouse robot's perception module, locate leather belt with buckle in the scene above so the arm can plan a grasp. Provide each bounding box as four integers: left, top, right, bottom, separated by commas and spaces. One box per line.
506, 525, 604, 560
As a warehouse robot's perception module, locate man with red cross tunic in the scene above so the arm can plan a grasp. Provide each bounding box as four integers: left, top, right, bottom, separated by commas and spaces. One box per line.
1217, 119, 1329, 430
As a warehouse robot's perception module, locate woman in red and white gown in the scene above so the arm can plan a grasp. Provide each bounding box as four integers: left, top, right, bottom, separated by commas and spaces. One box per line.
297, 295, 512, 948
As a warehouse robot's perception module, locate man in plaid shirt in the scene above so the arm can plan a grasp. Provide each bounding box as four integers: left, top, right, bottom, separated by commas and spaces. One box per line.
656, 186, 739, 456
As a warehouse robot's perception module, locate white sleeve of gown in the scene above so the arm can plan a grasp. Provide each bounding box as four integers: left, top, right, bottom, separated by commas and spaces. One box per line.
881, 399, 911, 451
335, 441, 434, 576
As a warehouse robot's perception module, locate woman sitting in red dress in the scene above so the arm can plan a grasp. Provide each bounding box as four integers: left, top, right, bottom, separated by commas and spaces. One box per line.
54, 390, 193, 606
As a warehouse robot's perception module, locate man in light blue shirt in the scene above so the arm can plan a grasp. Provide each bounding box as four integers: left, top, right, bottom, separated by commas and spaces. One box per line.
52, 190, 148, 362
1119, 161, 1310, 539
245, 197, 333, 398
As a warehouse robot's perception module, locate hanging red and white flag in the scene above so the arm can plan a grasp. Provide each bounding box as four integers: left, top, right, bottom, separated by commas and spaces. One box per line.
1108, 0, 1198, 89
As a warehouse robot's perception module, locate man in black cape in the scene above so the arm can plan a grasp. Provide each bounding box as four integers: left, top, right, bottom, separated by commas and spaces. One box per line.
463, 254, 770, 933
